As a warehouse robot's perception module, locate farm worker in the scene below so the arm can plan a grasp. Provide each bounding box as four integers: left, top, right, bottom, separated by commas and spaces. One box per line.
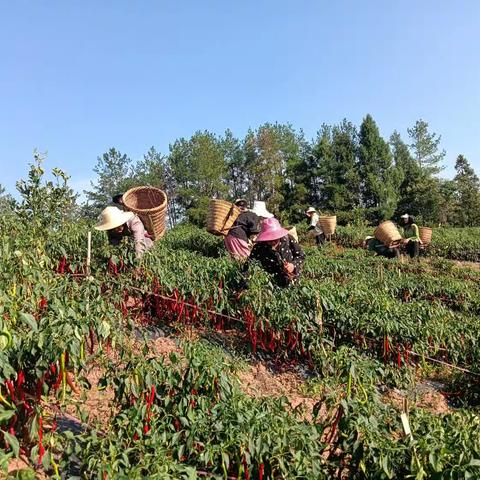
400, 214, 420, 259
250, 200, 274, 220
112, 193, 125, 208
95, 206, 153, 258
363, 236, 399, 259
245, 217, 305, 287
224, 199, 261, 260
305, 207, 325, 246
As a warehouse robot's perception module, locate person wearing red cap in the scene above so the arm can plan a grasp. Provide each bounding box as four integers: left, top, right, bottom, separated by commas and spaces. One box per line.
245, 217, 305, 287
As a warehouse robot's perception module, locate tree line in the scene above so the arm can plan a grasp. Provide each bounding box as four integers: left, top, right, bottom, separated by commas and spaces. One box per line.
2, 115, 480, 227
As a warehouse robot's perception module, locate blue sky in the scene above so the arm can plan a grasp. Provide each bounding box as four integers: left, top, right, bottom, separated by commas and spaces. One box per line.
1, 0, 479, 199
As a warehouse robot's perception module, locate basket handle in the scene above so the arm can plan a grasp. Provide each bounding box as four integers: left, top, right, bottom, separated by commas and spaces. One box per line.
220, 205, 237, 234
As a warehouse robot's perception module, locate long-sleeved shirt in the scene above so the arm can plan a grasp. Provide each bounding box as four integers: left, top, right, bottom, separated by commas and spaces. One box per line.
402, 223, 420, 242
308, 212, 323, 235
107, 215, 154, 258
247, 234, 305, 287
228, 211, 261, 243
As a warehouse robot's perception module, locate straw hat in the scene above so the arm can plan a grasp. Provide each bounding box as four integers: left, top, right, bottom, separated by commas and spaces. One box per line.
95, 206, 134, 231
251, 201, 273, 218
255, 217, 289, 242
306, 207, 316, 214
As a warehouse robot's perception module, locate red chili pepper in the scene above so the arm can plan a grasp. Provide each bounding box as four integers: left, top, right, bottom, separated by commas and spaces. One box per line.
39, 296, 48, 310
242, 456, 250, 480
259, 463, 264, 480
143, 424, 150, 434
5, 380, 15, 401
174, 418, 181, 431
397, 345, 402, 368
57, 256, 66, 274
38, 416, 45, 463
133, 433, 139, 441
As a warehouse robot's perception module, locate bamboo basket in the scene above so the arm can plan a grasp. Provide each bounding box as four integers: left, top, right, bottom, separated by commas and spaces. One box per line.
419, 227, 432, 246
122, 186, 168, 241
286, 226, 298, 243
206, 199, 240, 236
374, 221, 402, 246
318, 215, 337, 236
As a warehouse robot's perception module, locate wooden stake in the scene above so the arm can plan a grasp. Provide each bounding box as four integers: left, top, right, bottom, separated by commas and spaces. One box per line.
86, 231, 92, 276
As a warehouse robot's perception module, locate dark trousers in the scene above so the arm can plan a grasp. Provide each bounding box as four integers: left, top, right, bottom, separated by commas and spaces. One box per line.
406, 241, 420, 258
315, 233, 326, 246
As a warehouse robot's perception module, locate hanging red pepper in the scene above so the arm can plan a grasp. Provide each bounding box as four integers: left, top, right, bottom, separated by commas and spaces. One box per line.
258, 463, 264, 480
242, 456, 250, 480
38, 415, 45, 464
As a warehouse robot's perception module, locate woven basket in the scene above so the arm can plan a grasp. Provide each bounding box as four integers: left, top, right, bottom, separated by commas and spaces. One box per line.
286, 226, 298, 243
319, 215, 337, 236
374, 221, 402, 246
206, 199, 240, 236
122, 186, 168, 241
419, 227, 432, 245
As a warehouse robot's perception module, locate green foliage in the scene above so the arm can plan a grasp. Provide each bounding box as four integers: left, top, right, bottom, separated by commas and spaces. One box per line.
15, 151, 78, 235
358, 115, 400, 221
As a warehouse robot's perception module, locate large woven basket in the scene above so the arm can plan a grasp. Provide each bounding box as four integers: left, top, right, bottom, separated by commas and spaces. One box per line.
319, 215, 337, 236
419, 227, 432, 246
206, 199, 240, 236
122, 186, 168, 241
374, 221, 402, 246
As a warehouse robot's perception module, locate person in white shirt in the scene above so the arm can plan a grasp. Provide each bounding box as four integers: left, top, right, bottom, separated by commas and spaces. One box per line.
305, 207, 325, 246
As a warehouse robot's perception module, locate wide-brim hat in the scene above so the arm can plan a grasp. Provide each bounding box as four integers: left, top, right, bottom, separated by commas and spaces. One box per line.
256, 217, 289, 242
95, 206, 134, 231
251, 200, 274, 218
306, 207, 316, 214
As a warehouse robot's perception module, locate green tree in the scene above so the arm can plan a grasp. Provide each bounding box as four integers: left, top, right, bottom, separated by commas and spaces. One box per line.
0, 184, 15, 214
313, 120, 360, 215
16, 151, 78, 234
452, 155, 480, 226
85, 148, 135, 212
221, 129, 246, 201
168, 131, 227, 225
357, 115, 399, 221
407, 119, 445, 176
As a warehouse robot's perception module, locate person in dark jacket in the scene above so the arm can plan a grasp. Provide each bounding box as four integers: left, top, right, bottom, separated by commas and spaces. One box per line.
245, 217, 305, 287
364, 236, 399, 259
224, 199, 261, 260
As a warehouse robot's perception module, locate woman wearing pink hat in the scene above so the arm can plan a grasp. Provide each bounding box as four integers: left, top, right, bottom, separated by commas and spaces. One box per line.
245, 217, 305, 287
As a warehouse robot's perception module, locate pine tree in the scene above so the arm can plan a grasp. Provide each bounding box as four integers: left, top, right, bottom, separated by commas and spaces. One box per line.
357, 115, 399, 220
85, 148, 135, 212
407, 119, 445, 176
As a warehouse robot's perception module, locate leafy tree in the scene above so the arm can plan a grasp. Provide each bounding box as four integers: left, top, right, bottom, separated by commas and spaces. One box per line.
168, 131, 227, 225
452, 155, 480, 226
357, 114, 399, 221
16, 151, 78, 234
85, 148, 135, 213
0, 184, 15, 214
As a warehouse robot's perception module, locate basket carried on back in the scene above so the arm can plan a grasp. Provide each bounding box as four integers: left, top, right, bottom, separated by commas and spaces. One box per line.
319, 215, 337, 236
206, 199, 240, 236
374, 221, 402, 246
122, 186, 168, 241
285, 226, 298, 243
419, 227, 432, 246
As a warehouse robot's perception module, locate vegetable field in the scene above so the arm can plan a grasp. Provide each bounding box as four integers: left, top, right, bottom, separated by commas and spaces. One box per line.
1, 217, 480, 479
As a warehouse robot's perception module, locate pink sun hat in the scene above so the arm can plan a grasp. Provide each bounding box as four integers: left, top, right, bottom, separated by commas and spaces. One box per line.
255, 217, 290, 242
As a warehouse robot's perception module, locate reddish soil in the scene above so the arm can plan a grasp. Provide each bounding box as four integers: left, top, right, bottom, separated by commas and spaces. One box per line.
237, 362, 322, 419
383, 386, 450, 415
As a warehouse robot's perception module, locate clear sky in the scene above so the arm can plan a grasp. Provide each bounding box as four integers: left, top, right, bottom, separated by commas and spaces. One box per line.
1, 0, 479, 198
